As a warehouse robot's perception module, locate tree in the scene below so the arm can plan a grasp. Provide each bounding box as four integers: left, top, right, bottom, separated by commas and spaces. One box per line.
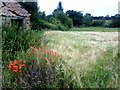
52, 9, 73, 29
39, 11, 46, 20
19, 0, 42, 30
66, 10, 83, 26
57, 2, 63, 11
111, 14, 120, 27
83, 13, 92, 26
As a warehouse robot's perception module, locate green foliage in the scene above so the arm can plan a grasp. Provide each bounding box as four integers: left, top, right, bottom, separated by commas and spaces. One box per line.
111, 14, 120, 27
2, 24, 44, 62
3, 46, 73, 88
19, 1, 43, 30
104, 20, 112, 27
66, 10, 83, 26
52, 9, 73, 29
83, 13, 92, 26
81, 48, 119, 88
92, 20, 105, 27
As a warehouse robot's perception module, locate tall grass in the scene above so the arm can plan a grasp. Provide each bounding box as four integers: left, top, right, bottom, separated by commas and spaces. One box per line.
2, 26, 119, 88
42, 30, 119, 88
81, 47, 119, 88
69, 27, 119, 32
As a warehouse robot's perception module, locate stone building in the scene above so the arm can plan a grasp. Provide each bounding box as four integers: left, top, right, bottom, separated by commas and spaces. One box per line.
0, 1, 31, 31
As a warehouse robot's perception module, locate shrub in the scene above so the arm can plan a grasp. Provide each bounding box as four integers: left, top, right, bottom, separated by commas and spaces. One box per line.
2, 24, 43, 63
43, 22, 58, 30
3, 46, 67, 88
103, 20, 112, 27
111, 14, 120, 27
92, 20, 105, 27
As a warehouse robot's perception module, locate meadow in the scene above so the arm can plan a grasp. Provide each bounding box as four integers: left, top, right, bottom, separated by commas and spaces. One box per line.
42, 27, 119, 88
2, 27, 119, 88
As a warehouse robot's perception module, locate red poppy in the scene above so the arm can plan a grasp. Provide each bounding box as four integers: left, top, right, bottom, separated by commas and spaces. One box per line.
12, 65, 18, 70
29, 65, 33, 68
19, 64, 24, 69
46, 61, 50, 65
43, 58, 47, 61
42, 52, 44, 54
13, 60, 18, 65
8, 65, 12, 69
19, 70, 22, 72
23, 60, 26, 63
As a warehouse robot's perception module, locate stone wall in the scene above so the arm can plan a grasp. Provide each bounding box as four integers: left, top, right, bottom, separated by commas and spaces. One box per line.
25, 16, 30, 30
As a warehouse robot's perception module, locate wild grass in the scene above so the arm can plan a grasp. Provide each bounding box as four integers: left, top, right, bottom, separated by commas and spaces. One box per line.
43, 30, 119, 88
69, 27, 119, 32
2, 26, 119, 88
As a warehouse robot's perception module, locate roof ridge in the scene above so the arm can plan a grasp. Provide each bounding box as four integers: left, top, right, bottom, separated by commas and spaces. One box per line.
0, 1, 31, 17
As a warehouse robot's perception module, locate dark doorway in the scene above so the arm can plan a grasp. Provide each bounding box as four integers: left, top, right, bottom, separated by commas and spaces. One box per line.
11, 19, 23, 33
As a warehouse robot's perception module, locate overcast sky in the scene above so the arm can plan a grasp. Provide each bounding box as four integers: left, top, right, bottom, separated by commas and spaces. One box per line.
38, 0, 120, 16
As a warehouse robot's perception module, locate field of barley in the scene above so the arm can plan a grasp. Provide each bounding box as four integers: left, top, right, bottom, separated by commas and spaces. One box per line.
41, 28, 119, 88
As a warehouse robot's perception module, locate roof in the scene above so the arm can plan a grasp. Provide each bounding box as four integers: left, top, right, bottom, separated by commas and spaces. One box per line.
0, 1, 31, 17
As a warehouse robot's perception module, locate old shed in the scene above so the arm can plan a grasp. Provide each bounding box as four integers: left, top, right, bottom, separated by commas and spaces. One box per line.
0, 1, 31, 31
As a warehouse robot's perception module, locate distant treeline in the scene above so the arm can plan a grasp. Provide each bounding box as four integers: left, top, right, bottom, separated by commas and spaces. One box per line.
19, 1, 120, 30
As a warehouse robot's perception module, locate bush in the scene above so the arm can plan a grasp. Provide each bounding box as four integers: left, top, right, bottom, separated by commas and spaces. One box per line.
111, 14, 120, 27
3, 46, 67, 88
43, 22, 58, 30
92, 20, 105, 27
104, 20, 112, 27
2, 24, 43, 63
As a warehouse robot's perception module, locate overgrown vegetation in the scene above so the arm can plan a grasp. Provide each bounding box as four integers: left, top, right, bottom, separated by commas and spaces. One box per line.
19, 1, 120, 31
2, 24, 74, 89
2, 0, 119, 89
40, 30, 119, 88
2, 24, 44, 63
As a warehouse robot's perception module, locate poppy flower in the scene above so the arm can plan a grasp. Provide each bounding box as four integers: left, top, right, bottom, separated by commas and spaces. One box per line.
8, 65, 12, 69
23, 60, 26, 63
29, 65, 33, 68
18, 70, 22, 72
13, 60, 18, 65
43, 58, 47, 61
46, 61, 50, 65
19, 64, 24, 69
42, 52, 44, 54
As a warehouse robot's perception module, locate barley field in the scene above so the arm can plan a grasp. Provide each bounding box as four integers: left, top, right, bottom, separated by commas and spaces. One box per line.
42, 28, 119, 88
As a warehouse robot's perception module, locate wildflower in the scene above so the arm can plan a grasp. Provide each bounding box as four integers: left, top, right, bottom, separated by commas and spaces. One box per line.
23, 60, 26, 63
19, 64, 25, 69
8, 60, 26, 73
8, 65, 12, 69
13, 69, 18, 72
56, 54, 60, 58
19, 70, 22, 72
29, 65, 33, 68
42, 52, 44, 54
8, 62, 14, 67
47, 50, 50, 53
33, 47, 38, 52
12, 65, 18, 71
13, 60, 18, 65
43, 58, 47, 61
46, 61, 50, 65
21, 64, 25, 67
19, 60, 23, 62
52, 51, 56, 55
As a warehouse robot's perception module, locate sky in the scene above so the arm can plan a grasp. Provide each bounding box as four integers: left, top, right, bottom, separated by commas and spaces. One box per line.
38, 0, 120, 16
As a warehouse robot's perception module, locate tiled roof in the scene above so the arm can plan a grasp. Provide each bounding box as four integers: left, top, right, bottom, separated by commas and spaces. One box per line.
0, 1, 31, 17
